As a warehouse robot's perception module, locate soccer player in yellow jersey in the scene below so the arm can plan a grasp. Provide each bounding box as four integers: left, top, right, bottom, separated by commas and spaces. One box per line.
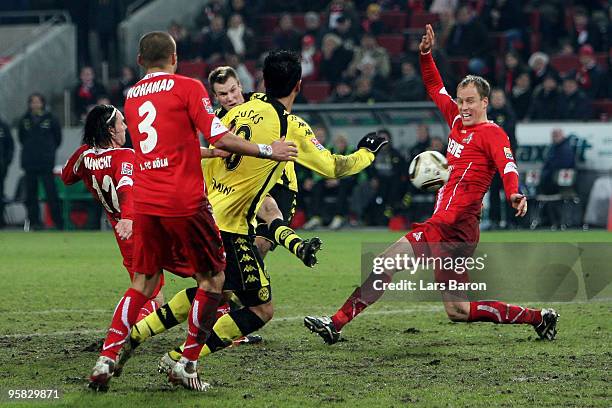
207, 66, 321, 267
115, 51, 388, 379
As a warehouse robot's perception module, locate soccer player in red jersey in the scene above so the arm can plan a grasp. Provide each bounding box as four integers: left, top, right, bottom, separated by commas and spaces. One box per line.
304, 25, 559, 344
62, 105, 163, 320
88, 32, 296, 392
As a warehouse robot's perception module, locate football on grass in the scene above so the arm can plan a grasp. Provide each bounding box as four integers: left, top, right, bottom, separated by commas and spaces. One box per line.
409, 150, 449, 192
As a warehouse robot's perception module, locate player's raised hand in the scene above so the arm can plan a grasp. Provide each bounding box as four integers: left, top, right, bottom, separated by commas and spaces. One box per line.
358, 131, 388, 155
510, 193, 527, 217
270, 137, 298, 161
419, 24, 435, 54
115, 219, 133, 240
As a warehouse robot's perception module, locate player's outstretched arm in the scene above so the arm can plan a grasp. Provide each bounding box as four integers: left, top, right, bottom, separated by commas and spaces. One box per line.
61, 145, 88, 185
214, 133, 298, 161
419, 24, 460, 128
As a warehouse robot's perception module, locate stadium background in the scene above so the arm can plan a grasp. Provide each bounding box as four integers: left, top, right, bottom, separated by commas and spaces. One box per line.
0, 0, 611, 231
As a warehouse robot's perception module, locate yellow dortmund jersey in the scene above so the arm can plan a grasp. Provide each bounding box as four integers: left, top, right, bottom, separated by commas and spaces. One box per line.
205, 95, 374, 235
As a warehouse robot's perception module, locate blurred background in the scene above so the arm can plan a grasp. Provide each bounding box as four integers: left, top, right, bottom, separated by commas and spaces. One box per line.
0, 0, 611, 232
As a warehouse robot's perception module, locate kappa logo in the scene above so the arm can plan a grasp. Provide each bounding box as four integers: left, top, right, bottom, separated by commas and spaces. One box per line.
239, 245, 250, 251
235, 237, 247, 244
245, 275, 259, 283
412, 231, 423, 241
202, 97, 214, 114
121, 162, 133, 176
240, 254, 254, 262
243, 265, 256, 273
462, 133, 473, 144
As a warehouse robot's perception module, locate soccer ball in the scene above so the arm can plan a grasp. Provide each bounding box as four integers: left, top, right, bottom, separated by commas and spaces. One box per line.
409, 150, 449, 192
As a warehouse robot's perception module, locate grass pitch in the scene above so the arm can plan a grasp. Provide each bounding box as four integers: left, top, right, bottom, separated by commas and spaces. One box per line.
0, 229, 610, 407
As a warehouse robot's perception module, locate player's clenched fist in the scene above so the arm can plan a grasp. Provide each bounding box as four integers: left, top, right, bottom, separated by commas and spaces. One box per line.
419, 24, 435, 54
358, 131, 389, 155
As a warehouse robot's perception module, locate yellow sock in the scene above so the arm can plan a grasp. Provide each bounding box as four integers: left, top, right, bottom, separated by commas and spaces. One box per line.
271, 219, 302, 255
131, 288, 194, 344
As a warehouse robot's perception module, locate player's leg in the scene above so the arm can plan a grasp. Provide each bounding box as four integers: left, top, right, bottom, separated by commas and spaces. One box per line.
304, 235, 414, 344
258, 188, 322, 267
89, 213, 164, 391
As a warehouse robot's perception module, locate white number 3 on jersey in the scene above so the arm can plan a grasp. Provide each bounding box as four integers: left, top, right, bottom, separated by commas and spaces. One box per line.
138, 101, 158, 154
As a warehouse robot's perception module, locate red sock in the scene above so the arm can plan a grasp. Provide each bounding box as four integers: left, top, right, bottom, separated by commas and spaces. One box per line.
468, 301, 542, 325
331, 272, 392, 331
216, 302, 230, 319
101, 288, 148, 359
182, 289, 222, 361
136, 299, 160, 322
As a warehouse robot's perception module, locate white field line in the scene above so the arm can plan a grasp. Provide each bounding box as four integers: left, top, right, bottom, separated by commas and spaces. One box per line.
0, 306, 444, 340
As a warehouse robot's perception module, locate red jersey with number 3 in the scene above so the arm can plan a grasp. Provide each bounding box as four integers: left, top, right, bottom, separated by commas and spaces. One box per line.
124, 72, 228, 217
419, 51, 519, 234
62, 145, 135, 223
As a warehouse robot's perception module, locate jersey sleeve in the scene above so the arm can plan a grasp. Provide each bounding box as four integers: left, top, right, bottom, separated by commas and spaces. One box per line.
61, 145, 88, 185
184, 78, 229, 144
419, 51, 461, 129
288, 116, 374, 178
112, 150, 135, 220
484, 127, 520, 201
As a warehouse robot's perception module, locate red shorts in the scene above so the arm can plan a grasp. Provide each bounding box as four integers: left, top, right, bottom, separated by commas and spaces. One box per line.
110, 217, 164, 297
132, 202, 226, 278
405, 218, 479, 284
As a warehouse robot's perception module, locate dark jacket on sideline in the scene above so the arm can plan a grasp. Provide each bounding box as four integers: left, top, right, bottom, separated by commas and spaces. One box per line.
18, 111, 62, 172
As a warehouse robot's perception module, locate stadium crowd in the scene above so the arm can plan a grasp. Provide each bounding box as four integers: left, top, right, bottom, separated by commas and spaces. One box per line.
1, 0, 611, 230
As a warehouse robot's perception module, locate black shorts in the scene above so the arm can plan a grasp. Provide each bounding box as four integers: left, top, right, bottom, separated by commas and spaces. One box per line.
221, 231, 272, 307
255, 184, 297, 249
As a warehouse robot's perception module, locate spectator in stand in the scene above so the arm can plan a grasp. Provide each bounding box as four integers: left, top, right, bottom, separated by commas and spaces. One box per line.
361, 3, 387, 36
392, 60, 426, 102
352, 76, 389, 103
429, 0, 458, 14
326, 0, 359, 31
347, 33, 391, 79
510, 72, 532, 120
302, 133, 357, 230
18, 93, 63, 230
537, 1, 565, 52
301, 35, 321, 81
487, 89, 518, 229
483, 0, 526, 51
168, 21, 193, 60
428, 136, 446, 155
303, 11, 323, 46
326, 80, 355, 103
73, 66, 107, 122
331, 13, 361, 50
528, 51, 558, 88
225, 53, 255, 93
112, 65, 137, 106
408, 124, 431, 161
576, 44, 608, 99
273, 13, 302, 52
200, 15, 230, 63
194, 0, 227, 29
0, 116, 14, 228
558, 75, 592, 121
226, 0, 260, 29
539, 128, 575, 196
226, 13, 256, 59
319, 33, 354, 84
526, 74, 563, 121
497, 50, 528, 94
445, 5, 489, 62
571, 7, 604, 52
296, 126, 328, 219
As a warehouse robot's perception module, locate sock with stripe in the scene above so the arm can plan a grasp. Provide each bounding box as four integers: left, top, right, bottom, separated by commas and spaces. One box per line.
131, 287, 197, 344
331, 271, 392, 331
136, 299, 161, 322
269, 218, 303, 256
181, 289, 222, 361
168, 307, 266, 361
468, 301, 542, 325
100, 288, 148, 360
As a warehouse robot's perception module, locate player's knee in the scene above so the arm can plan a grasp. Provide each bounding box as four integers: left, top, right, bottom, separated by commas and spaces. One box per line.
250, 302, 274, 322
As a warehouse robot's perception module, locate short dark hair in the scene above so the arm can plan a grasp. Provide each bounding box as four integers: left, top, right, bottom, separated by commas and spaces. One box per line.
457, 75, 490, 99
208, 66, 239, 93
263, 50, 302, 98
28, 92, 46, 108
138, 31, 176, 68
83, 105, 117, 148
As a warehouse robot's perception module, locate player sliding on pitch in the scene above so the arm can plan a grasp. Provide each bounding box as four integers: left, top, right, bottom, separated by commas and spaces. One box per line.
304, 24, 559, 344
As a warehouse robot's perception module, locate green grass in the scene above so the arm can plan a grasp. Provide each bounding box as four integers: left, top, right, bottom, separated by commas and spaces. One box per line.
0, 230, 610, 407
